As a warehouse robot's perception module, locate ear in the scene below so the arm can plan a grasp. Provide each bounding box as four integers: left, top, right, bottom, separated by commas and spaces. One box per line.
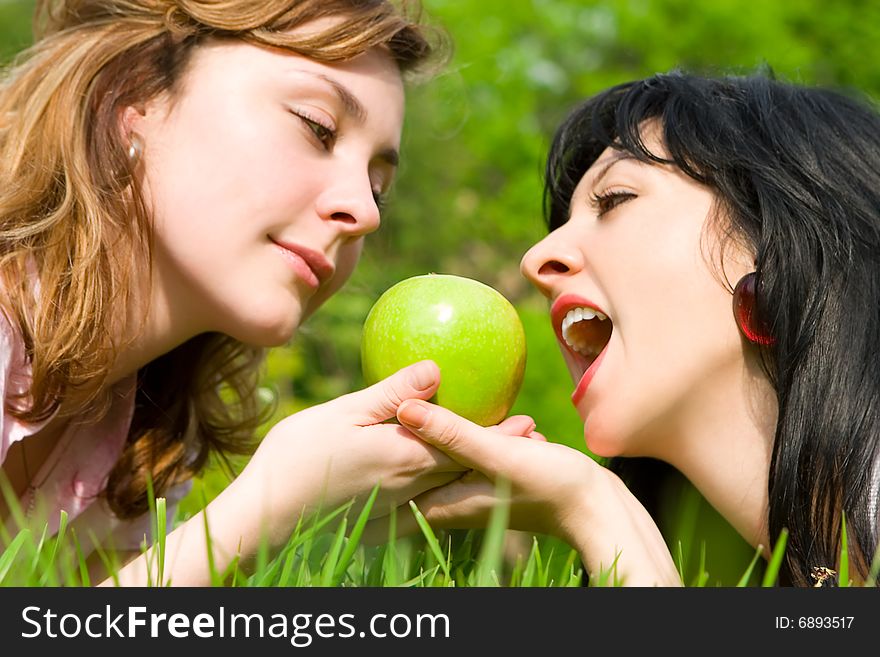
119, 104, 147, 142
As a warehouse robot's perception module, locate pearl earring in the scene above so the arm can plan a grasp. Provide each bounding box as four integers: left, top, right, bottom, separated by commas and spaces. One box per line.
127, 132, 144, 163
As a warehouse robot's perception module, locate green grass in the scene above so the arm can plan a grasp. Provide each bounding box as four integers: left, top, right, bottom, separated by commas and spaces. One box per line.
1, 482, 877, 587
0, 479, 582, 587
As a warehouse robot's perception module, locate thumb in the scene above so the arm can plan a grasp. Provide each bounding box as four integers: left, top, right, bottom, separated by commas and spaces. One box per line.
342, 360, 440, 424
397, 399, 514, 476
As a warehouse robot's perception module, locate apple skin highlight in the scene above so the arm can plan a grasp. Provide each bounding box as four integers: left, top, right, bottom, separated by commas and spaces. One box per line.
360, 273, 527, 426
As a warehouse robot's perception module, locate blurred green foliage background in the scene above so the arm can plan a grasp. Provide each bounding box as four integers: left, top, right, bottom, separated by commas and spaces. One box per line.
2, 0, 878, 585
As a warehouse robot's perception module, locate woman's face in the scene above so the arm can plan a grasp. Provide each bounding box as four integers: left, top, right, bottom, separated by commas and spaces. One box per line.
520, 132, 754, 459
131, 36, 404, 346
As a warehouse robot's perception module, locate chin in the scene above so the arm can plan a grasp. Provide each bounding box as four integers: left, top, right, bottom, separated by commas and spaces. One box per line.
258, 326, 299, 347
585, 437, 625, 459
225, 308, 303, 347
582, 414, 629, 459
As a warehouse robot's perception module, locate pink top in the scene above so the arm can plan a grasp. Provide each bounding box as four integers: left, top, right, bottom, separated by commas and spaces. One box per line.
1, 315, 191, 553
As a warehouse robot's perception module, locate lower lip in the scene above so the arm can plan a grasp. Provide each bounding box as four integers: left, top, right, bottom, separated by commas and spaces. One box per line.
571, 348, 608, 406
274, 244, 320, 289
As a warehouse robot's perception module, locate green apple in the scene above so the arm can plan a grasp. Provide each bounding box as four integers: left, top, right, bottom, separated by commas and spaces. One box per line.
360, 273, 527, 426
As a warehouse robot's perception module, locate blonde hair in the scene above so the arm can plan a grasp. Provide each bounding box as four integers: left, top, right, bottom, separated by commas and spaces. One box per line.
0, 0, 441, 519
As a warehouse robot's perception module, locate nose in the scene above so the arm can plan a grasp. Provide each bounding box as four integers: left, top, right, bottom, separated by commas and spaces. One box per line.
520, 227, 585, 299
315, 171, 381, 238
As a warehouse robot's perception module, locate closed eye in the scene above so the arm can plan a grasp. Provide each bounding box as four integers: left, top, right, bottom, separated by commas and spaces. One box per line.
372, 190, 387, 213
291, 110, 336, 150
589, 190, 637, 217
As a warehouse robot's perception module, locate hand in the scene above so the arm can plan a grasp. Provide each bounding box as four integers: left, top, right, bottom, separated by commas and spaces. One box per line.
364, 398, 595, 542
229, 361, 535, 548
369, 399, 682, 586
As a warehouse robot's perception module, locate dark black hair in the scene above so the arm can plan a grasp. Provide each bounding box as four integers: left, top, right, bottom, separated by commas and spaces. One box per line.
544, 71, 880, 586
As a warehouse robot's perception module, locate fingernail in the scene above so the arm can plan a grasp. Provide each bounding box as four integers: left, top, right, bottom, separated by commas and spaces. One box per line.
409, 361, 436, 391
399, 400, 431, 429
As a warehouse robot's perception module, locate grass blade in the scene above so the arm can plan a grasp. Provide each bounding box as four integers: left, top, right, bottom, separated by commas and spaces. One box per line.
28, 523, 49, 582
68, 528, 90, 587
736, 545, 763, 587
408, 501, 451, 582
674, 541, 685, 586
197, 486, 223, 587
838, 512, 849, 587
475, 479, 511, 587
276, 538, 299, 586
564, 559, 584, 587
252, 527, 272, 585
332, 485, 380, 585
88, 530, 120, 587
556, 547, 579, 588
521, 536, 542, 587
294, 517, 316, 587
0, 529, 31, 584
762, 528, 789, 587
691, 542, 709, 587
38, 510, 69, 586
381, 507, 399, 586
319, 516, 348, 586
400, 564, 439, 588
590, 552, 622, 587
155, 497, 167, 586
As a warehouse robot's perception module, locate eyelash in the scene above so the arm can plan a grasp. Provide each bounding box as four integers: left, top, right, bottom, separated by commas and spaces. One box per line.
589, 189, 636, 217
292, 110, 337, 150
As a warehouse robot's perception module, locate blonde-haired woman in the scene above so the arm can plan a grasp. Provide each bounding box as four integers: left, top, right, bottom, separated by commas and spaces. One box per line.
0, 0, 533, 586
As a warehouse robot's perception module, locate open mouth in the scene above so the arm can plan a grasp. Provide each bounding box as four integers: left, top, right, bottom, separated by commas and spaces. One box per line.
555, 304, 614, 378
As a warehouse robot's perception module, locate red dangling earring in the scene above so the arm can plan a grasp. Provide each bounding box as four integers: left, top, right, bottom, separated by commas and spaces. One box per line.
732, 272, 775, 346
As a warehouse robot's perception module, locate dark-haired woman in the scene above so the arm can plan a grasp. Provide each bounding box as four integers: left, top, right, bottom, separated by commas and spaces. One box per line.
380, 71, 880, 587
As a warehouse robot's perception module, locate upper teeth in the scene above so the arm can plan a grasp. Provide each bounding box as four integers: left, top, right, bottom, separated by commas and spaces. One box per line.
561, 306, 607, 356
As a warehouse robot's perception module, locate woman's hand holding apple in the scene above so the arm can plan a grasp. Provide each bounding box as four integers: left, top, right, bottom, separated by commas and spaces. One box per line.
219, 360, 536, 555
375, 398, 682, 587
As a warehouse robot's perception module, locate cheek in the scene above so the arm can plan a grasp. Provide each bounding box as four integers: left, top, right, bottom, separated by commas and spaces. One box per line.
596, 292, 741, 453
586, 256, 742, 454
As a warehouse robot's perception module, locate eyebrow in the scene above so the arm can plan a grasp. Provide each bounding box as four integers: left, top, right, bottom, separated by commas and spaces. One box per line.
296, 70, 399, 168
590, 151, 639, 187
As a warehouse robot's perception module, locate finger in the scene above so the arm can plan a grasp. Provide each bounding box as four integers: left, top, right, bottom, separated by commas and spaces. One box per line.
493, 415, 536, 437
397, 399, 519, 477
363, 473, 493, 542
341, 360, 440, 425
411, 472, 497, 530
369, 423, 469, 473
366, 470, 464, 520
528, 431, 548, 442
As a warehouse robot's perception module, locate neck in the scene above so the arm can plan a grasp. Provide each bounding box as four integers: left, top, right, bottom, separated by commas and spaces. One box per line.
106, 261, 205, 385
655, 354, 777, 553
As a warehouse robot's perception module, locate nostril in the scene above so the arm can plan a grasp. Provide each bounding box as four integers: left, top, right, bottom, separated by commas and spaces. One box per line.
539, 260, 570, 276
331, 212, 357, 224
